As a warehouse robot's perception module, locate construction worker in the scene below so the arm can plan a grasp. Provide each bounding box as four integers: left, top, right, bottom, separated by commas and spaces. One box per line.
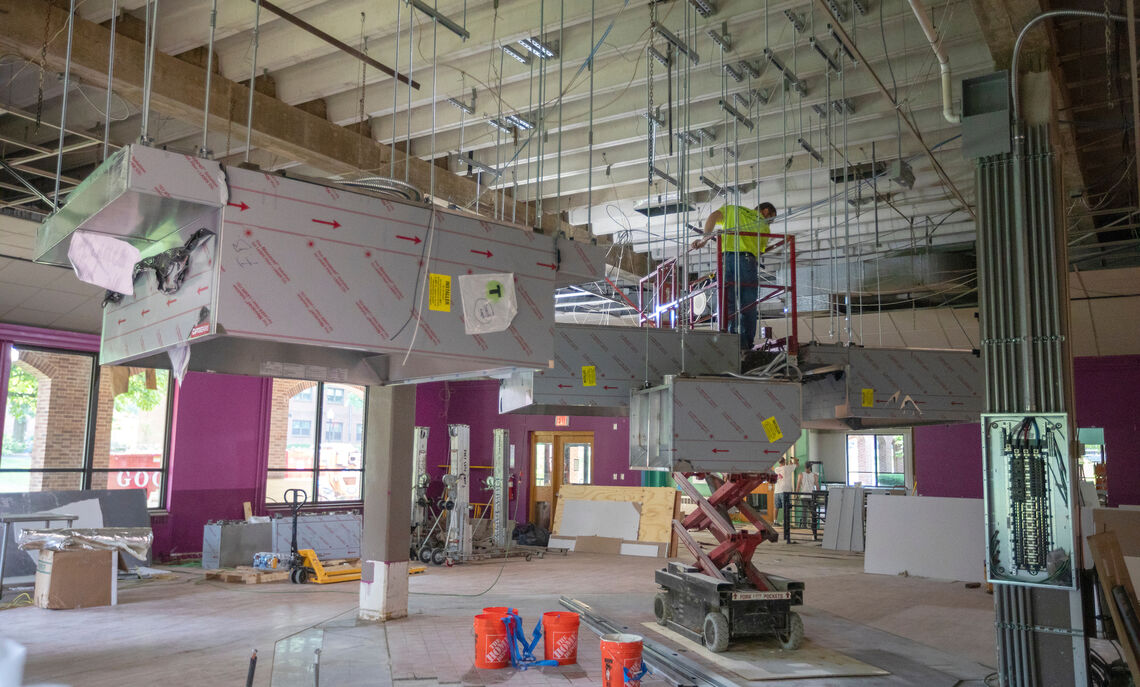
772, 455, 798, 526
691, 202, 778, 350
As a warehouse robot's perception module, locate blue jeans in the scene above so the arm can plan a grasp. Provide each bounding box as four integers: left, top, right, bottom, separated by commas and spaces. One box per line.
723, 252, 758, 350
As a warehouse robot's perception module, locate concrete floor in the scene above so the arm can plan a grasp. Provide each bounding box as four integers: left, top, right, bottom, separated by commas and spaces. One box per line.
2, 544, 998, 686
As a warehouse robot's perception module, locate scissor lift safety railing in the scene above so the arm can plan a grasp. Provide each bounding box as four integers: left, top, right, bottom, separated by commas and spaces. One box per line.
672, 472, 781, 591
636, 233, 798, 355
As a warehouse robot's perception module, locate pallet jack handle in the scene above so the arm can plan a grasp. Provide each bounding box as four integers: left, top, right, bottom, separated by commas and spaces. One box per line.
284, 488, 308, 558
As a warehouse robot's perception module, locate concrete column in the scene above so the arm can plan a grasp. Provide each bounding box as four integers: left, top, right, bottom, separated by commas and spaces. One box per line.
358, 384, 415, 622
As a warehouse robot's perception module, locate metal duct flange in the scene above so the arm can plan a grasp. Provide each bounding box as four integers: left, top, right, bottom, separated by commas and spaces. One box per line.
337, 176, 424, 203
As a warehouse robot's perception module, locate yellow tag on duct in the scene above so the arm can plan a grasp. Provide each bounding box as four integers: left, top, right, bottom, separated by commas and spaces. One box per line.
761, 416, 783, 443
581, 365, 597, 387
861, 388, 874, 407
428, 273, 451, 312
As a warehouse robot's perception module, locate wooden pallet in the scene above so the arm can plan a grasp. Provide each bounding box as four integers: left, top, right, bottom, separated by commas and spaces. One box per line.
203, 566, 290, 584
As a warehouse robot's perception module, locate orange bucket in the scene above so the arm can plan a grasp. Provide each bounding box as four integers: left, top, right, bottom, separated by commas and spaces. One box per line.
600, 633, 644, 687
473, 613, 511, 669
482, 606, 518, 617
542, 611, 579, 665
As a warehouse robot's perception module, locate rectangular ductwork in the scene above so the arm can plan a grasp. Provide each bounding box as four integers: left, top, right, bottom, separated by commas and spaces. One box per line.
630, 376, 801, 472
498, 324, 739, 416
35, 145, 607, 384
799, 343, 982, 429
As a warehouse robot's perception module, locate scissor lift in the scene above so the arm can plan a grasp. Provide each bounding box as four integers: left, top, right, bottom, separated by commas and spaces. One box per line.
653, 472, 804, 652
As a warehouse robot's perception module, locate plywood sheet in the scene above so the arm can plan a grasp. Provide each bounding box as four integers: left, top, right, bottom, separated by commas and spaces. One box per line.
553, 485, 677, 543
1089, 532, 1140, 678
1093, 508, 1140, 557
640, 623, 889, 681
557, 500, 640, 541
864, 495, 984, 582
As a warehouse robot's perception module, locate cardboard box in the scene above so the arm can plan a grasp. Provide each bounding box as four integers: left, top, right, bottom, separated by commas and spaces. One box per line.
34, 549, 116, 610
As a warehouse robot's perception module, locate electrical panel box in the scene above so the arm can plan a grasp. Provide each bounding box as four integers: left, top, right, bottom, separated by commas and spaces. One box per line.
983, 413, 1077, 589
630, 376, 801, 472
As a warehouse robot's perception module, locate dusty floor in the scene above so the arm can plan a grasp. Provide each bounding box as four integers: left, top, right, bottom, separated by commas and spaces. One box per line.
1, 543, 998, 686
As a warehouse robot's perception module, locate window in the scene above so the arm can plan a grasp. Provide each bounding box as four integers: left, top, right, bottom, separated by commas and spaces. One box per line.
1, 344, 172, 509
267, 380, 365, 505
846, 434, 906, 487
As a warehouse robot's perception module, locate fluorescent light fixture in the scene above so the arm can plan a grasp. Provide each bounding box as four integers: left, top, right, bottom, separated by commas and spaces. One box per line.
734, 92, 751, 109
723, 63, 744, 82
752, 88, 771, 106
677, 130, 700, 146
852, 0, 868, 15
503, 45, 532, 64
738, 60, 761, 79
832, 98, 855, 115
723, 144, 737, 159
784, 9, 806, 33
764, 47, 786, 73
409, 0, 470, 40
555, 290, 596, 299
688, 0, 716, 18
648, 46, 671, 68
718, 99, 754, 130
488, 119, 515, 134
798, 137, 823, 163
505, 113, 534, 130
454, 153, 498, 176
810, 37, 840, 72
707, 28, 731, 52
652, 22, 699, 65
826, 0, 847, 23
697, 127, 717, 142
652, 166, 679, 187
520, 36, 557, 59
812, 103, 828, 118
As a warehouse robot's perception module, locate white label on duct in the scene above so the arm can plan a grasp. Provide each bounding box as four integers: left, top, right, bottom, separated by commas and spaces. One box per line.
458, 273, 518, 335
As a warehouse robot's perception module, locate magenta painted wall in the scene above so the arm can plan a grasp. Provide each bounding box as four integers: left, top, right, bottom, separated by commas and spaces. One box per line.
150, 372, 272, 558
913, 355, 1140, 505
913, 422, 984, 499
414, 380, 634, 523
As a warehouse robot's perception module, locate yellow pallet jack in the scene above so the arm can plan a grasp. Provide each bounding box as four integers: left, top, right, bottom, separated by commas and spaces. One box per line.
284, 489, 361, 585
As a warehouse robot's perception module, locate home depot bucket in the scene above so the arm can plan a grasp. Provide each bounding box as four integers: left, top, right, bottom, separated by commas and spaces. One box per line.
473, 613, 511, 669
542, 611, 579, 665
482, 606, 518, 617
599, 633, 644, 687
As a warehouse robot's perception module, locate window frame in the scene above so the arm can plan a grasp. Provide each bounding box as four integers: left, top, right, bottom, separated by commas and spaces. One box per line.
268, 380, 367, 507
844, 431, 911, 489
0, 342, 174, 511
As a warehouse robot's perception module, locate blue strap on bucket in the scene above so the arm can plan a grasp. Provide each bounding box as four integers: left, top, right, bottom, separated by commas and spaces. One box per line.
624, 661, 649, 683
500, 615, 559, 670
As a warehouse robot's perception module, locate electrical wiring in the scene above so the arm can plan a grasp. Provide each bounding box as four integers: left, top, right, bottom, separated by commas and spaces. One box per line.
397, 206, 439, 364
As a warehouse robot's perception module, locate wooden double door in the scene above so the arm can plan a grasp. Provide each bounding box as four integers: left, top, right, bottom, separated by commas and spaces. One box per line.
529, 431, 594, 530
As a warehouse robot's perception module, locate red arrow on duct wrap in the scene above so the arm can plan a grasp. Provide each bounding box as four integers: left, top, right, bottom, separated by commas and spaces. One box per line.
711, 448, 730, 454
537, 262, 557, 270
312, 218, 341, 229
397, 235, 422, 244
557, 384, 573, 389
470, 249, 493, 258
227, 201, 249, 211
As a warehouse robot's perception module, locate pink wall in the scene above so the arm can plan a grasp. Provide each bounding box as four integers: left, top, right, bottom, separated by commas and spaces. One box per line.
150, 372, 273, 558
415, 380, 634, 524
913, 355, 1140, 505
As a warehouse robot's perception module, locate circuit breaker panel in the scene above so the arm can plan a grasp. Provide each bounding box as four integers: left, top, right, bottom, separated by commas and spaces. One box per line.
983, 413, 1076, 589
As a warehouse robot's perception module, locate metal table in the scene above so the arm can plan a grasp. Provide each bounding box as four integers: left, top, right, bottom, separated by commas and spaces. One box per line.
0, 512, 79, 591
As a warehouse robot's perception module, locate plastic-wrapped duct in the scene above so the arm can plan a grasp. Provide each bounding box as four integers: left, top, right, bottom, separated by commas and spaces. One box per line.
16, 528, 153, 559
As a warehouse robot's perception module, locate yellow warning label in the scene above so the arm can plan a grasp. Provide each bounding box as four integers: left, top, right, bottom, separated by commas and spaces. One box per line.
581, 365, 597, 387
761, 416, 783, 443
428, 273, 451, 312
861, 388, 874, 407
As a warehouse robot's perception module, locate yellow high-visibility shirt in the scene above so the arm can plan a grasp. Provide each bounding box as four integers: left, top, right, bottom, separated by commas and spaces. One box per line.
715, 205, 769, 256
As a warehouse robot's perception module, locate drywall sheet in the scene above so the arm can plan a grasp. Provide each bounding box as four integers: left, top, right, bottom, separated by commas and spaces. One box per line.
547, 537, 576, 551
864, 495, 984, 581
552, 485, 676, 543
640, 624, 889, 680
821, 486, 864, 552
620, 542, 666, 558
0, 489, 149, 578
556, 500, 640, 542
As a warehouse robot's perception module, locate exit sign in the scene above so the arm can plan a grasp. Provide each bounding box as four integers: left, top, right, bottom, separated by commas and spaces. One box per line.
555, 416, 570, 427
